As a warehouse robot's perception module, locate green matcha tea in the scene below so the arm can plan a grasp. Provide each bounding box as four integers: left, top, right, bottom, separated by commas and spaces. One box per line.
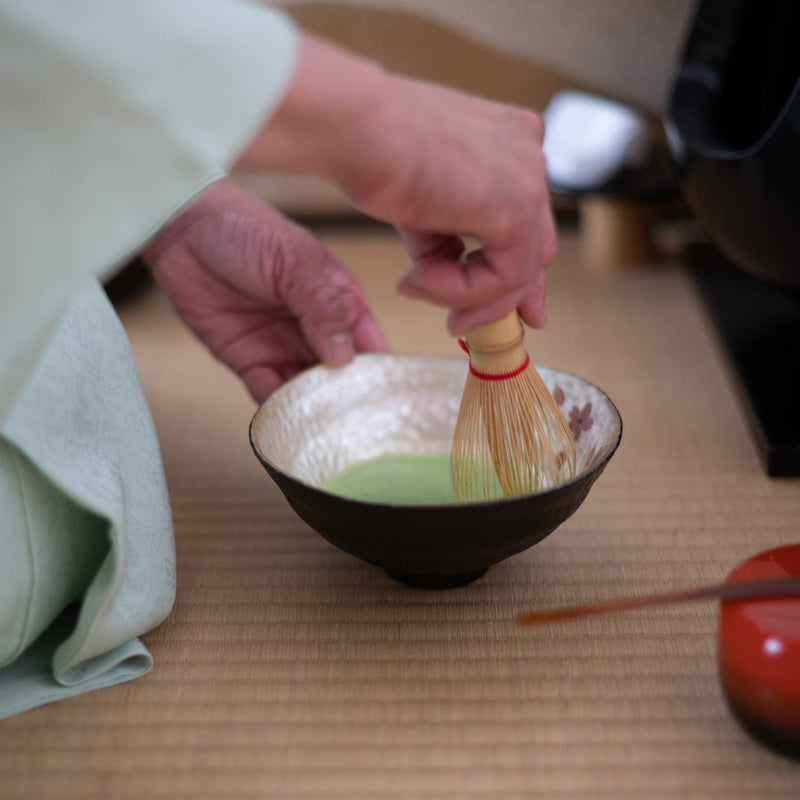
322, 453, 457, 505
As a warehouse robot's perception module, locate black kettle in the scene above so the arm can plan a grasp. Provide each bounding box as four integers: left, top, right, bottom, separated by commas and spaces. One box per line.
666, 0, 800, 288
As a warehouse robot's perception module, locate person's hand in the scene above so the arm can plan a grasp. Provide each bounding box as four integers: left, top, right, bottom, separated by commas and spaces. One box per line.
237, 34, 557, 336
366, 75, 556, 337
140, 180, 387, 402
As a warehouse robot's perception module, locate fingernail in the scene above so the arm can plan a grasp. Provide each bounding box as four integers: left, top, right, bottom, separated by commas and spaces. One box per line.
326, 333, 354, 366
445, 310, 469, 339
398, 272, 423, 295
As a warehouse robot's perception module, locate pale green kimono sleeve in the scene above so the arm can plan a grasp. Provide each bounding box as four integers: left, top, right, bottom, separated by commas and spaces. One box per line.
0, 0, 298, 416
0, 0, 298, 717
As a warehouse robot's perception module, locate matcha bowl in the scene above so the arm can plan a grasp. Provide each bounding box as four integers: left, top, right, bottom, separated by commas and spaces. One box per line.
250, 354, 621, 588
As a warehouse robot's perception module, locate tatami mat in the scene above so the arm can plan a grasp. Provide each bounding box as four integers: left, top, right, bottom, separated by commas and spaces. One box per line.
1, 229, 798, 798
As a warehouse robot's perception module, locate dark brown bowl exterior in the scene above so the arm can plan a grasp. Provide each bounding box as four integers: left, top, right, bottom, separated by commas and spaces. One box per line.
249, 354, 622, 589
251, 440, 616, 589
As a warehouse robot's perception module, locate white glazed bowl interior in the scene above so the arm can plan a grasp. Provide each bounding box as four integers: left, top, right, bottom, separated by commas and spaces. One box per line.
251, 353, 621, 496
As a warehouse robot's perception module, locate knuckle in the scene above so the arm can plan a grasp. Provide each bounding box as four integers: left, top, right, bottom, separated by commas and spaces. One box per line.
300, 272, 352, 332
520, 176, 546, 208
270, 224, 326, 291
312, 282, 346, 318
264, 230, 296, 289
487, 204, 525, 241
503, 106, 545, 144
520, 109, 545, 143
541, 234, 557, 266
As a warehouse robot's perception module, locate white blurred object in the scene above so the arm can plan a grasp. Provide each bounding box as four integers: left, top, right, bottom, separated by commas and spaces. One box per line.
543, 90, 652, 191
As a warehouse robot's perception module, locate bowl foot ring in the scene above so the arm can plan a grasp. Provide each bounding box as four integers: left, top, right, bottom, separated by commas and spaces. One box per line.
386, 568, 488, 589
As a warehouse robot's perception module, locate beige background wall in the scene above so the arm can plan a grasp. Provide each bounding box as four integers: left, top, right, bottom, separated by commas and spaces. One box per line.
277, 0, 695, 113
239, 0, 696, 217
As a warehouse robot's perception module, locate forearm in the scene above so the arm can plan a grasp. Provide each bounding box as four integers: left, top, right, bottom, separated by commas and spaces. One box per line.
235, 29, 555, 335
234, 34, 392, 195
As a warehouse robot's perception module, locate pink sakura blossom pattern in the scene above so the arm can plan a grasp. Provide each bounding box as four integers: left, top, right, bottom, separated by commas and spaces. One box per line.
568, 402, 593, 441
553, 386, 565, 406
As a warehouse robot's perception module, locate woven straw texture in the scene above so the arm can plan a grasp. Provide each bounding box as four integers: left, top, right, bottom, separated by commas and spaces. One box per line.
1, 229, 799, 798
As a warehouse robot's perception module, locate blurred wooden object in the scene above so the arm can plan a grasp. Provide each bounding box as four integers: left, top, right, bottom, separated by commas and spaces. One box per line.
579, 196, 657, 271
554, 147, 680, 272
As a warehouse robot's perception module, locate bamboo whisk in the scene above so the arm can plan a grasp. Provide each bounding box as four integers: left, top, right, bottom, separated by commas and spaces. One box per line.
450, 310, 576, 502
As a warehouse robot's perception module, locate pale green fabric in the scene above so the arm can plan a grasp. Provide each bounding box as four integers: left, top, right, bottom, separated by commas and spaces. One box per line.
0, 0, 298, 715
0, 607, 154, 719
0, 441, 108, 669
0, 285, 175, 718
0, 0, 298, 421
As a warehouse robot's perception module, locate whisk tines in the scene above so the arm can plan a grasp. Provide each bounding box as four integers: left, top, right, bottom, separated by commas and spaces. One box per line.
450, 312, 576, 503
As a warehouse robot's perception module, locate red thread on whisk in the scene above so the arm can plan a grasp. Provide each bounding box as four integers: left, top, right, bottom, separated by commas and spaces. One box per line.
459, 339, 530, 381
469, 353, 530, 381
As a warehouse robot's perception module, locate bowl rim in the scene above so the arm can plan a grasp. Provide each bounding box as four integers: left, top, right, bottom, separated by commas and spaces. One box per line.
249, 353, 623, 510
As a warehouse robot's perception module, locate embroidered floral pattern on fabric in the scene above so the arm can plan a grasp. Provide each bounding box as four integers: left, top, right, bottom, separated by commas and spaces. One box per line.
0, 284, 176, 714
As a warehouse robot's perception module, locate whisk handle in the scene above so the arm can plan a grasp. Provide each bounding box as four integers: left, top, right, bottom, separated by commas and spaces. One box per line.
465, 311, 524, 353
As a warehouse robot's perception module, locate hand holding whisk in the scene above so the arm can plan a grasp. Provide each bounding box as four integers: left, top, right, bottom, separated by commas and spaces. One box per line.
450, 253, 576, 502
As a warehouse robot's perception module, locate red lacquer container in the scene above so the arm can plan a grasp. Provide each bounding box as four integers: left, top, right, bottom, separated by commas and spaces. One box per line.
719, 545, 800, 760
